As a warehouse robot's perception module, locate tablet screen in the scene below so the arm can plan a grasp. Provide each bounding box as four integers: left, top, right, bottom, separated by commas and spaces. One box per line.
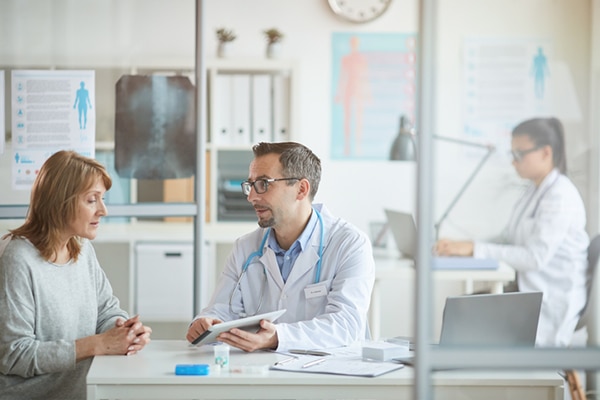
192, 309, 287, 346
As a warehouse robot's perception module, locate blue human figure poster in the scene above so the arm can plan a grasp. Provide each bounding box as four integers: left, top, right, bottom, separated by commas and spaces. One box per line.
74, 81, 93, 129
331, 32, 417, 160
531, 47, 549, 99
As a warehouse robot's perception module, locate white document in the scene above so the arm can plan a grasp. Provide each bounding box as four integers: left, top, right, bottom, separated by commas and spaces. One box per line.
272, 74, 290, 142
272, 344, 404, 377
212, 73, 233, 145
271, 353, 403, 377
251, 74, 272, 143
231, 74, 251, 145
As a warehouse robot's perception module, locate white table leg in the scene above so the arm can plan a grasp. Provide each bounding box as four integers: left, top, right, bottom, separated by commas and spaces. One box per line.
464, 278, 474, 294
370, 280, 381, 340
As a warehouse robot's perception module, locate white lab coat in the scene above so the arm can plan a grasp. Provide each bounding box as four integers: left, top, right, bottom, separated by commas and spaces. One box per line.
474, 169, 589, 347
197, 204, 375, 350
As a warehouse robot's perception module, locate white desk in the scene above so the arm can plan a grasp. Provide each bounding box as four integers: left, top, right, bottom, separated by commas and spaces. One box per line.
87, 340, 562, 400
371, 256, 515, 339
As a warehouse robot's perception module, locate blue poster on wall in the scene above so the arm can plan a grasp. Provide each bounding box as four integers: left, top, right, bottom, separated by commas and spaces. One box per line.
331, 32, 417, 160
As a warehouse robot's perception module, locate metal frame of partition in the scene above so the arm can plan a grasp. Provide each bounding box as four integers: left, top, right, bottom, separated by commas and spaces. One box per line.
416, 1, 600, 399
0, 204, 198, 220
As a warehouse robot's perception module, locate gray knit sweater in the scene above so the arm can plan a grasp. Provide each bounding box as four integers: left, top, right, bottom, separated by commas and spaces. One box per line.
0, 236, 128, 400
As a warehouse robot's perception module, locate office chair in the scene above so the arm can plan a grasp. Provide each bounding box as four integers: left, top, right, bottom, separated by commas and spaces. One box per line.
565, 233, 600, 400
575, 234, 600, 332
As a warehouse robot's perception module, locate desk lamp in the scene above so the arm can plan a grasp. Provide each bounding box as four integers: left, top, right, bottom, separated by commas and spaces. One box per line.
389, 115, 495, 240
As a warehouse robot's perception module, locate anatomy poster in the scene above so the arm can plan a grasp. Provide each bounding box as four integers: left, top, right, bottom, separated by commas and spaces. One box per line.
11, 69, 95, 189
462, 38, 553, 157
331, 32, 417, 160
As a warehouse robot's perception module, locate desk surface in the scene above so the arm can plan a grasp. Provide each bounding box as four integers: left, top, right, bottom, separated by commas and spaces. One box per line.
87, 340, 563, 400
374, 255, 515, 281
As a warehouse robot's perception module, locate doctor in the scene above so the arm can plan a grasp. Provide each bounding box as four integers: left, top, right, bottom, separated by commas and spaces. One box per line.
186, 142, 375, 352
436, 117, 589, 347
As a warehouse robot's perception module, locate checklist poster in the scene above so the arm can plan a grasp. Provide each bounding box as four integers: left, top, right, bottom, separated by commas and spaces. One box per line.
11, 70, 95, 189
462, 38, 552, 160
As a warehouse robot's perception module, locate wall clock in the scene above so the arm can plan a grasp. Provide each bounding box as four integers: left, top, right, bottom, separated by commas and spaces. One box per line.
327, 0, 393, 23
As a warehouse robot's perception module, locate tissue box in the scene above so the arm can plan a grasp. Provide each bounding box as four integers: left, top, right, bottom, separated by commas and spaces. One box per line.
362, 342, 410, 361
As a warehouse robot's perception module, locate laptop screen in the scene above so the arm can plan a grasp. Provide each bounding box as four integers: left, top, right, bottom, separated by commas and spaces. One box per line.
383, 208, 499, 270
439, 292, 543, 347
384, 209, 418, 258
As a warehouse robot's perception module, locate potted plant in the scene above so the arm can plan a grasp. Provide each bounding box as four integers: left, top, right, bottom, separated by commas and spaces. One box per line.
263, 28, 284, 59
216, 27, 236, 58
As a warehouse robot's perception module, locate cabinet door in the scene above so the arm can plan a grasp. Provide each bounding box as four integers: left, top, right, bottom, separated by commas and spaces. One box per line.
135, 242, 194, 321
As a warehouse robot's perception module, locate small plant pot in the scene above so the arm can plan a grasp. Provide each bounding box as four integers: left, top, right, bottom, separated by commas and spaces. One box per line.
266, 42, 281, 59
217, 42, 231, 58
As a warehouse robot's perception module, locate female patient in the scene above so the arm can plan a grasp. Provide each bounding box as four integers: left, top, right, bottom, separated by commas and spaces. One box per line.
436, 117, 589, 347
0, 150, 152, 399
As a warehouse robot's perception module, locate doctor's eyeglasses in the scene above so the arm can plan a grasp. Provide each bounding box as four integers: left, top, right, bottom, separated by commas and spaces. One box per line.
241, 177, 300, 195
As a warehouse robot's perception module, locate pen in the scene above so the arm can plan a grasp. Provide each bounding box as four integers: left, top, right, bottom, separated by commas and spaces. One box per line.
274, 356, 296, 366
289, 349, 331, 357
301, 358, 326, 369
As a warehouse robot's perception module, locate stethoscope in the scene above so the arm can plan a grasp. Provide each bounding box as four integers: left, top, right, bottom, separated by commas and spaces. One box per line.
228, 208, 325, 318
512, 171, 560, 229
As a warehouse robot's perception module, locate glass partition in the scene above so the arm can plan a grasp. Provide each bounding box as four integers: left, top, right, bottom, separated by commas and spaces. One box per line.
1, 1, 600, 398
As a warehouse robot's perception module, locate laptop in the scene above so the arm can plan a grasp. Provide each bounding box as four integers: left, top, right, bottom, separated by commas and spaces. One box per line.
439, 291, 542, 346
391, 292, 543, 364
384, 209, 499, 270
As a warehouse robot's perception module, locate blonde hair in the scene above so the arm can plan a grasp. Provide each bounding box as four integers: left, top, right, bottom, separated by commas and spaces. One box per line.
10, 151, 112, 262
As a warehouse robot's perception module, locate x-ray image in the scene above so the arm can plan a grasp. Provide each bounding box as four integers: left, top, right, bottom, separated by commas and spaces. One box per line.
115, 75, 196, 179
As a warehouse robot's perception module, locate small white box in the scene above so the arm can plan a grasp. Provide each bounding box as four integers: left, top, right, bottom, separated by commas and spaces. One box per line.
362, 342, 410, 361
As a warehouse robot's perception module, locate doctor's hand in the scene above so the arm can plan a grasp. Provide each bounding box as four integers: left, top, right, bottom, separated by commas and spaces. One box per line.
186, 317, 223, 344
435, 239, 474, 257
216, 319, 278, 352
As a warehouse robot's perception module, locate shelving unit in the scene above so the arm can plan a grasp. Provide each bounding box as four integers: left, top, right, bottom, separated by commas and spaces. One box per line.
205, 58, 298, 223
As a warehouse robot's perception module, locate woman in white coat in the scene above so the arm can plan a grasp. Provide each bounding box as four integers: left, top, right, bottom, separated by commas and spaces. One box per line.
186, 142, 375, 351
436, 117, 589, 347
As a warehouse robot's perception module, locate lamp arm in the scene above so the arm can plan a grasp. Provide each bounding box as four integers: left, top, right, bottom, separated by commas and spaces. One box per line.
434, 141, 495, 240
433, 135, 493, 149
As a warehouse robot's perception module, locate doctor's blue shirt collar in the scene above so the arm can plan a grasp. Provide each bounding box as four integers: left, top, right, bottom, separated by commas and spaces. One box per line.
267, 208, 319, 255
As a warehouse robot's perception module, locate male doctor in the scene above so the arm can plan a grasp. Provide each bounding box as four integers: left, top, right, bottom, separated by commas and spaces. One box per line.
186, 142, 375, 351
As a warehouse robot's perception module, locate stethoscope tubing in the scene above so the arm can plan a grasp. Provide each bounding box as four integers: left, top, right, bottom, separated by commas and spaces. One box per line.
229, 209, 324, 317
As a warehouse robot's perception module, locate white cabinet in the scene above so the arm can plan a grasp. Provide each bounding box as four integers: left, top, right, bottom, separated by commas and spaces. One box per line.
135, 242, 194, 321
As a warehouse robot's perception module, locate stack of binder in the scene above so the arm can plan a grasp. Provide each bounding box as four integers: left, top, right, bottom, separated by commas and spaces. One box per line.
211, 71, 291, 146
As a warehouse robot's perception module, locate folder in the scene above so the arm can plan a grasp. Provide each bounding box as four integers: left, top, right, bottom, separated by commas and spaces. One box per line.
272, 73, 290, 142
251, 74, 273, 143
212, 73, 233, 145
231, 74, 251, 145
271, 354, 403, 377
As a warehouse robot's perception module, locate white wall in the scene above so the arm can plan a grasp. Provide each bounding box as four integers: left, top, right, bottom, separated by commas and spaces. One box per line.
0, 0, 592, 239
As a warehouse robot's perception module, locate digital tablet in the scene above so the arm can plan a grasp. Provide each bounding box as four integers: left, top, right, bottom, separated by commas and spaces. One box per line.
191, 309, 286, 346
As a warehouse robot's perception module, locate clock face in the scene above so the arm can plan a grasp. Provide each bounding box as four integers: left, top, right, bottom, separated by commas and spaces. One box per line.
328, 0, 393, 23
